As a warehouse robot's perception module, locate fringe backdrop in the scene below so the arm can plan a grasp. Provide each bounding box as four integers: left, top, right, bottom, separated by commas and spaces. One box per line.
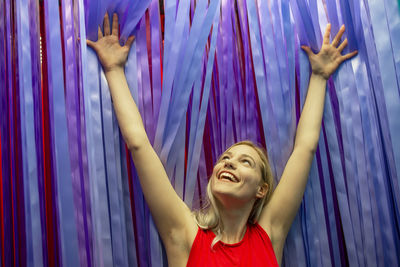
1, 0, 400, 266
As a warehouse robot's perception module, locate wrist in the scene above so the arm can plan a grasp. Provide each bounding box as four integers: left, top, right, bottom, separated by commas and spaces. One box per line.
311, 71, 329, 81
104, 66, 125, 76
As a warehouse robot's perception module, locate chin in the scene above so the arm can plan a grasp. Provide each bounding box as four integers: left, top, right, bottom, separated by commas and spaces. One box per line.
211, 182, 239, 202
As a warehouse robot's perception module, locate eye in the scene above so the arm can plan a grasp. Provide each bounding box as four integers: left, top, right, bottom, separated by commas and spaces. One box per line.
242, 159, 251, 165
221, 155, 230, 161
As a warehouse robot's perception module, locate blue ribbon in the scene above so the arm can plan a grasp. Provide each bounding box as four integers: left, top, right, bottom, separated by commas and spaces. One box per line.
84, 49, 113, 266
43, 0, 81, 265
246, 0, 281, 178
61, 0, 90, 264
384, 0, 400, 88
185, 0, 221, 207
99, 59, 128, 266
318, 125, 342, 266
154, 0, 191, 154
77, 0, 94, 265
119, 0, 152, 43
369, 0, 400, 201
238, 0, 259, 143
164, 0, 218, 191
257, 0, 291, 175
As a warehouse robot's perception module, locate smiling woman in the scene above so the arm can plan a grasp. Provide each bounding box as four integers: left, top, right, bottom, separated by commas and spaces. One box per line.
194, 141, 274, 248
87, 11, 357, 265
2, 0, 400, 266
196, 141, 274, 247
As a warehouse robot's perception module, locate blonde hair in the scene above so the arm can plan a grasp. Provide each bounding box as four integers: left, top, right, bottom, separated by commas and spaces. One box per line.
193, 141, 274, 247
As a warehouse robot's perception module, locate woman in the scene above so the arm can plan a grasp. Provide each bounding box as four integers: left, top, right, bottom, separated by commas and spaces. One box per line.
87, 13, 357, 266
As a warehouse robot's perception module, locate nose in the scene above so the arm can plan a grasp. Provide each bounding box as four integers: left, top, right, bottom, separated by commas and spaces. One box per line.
224, 158, 236, 169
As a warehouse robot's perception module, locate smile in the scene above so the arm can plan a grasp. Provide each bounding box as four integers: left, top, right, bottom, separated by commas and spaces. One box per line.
218, 171, 239, 183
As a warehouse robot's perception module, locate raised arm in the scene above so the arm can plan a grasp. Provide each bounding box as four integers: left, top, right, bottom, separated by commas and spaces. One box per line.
87, 13, 197, 248
259, 24, 357, 245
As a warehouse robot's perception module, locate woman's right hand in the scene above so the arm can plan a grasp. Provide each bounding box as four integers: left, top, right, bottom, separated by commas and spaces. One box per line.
86, 13, 135, 74
301, 24, 357, 80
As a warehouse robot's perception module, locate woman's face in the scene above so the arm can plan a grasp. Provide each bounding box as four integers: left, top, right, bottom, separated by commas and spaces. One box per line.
210, 144, 267, 207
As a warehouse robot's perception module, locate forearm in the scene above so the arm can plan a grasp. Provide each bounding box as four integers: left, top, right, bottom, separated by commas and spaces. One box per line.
294, 73, 327, 152
261, 73, 328, 235
104, 68, 148, 150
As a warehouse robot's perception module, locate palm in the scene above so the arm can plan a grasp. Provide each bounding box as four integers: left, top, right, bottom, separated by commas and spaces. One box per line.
302, 24, 358, 80
86, 13, 135, 73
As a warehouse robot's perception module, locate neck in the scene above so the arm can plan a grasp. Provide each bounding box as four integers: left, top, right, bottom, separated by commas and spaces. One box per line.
217, 201, 254, 244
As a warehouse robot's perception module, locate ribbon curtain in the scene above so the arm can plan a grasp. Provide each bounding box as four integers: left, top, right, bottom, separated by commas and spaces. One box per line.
1, 0, 399, 266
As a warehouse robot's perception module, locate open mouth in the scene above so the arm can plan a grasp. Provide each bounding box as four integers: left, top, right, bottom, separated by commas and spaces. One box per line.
218, 171, 239, 183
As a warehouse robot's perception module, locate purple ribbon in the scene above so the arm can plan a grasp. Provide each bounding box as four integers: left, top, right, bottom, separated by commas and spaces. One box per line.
0, 1, 13, 265
15, 0, 44, 265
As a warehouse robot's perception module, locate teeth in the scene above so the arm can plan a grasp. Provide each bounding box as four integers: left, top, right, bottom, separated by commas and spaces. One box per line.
219, 172, 237, 182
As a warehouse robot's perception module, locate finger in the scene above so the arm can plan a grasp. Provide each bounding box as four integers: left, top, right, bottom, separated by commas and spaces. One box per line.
124, 35, 136, 49
332, 25, 345, 47
104, 12, 110, 35
86, 39, 97, 49
337, 38, 348, 52
323, 23, 331, 44
301, 45, 314, 57
98, 26, 103, 39
341, 50, 358, 61
112, 13, 119, 36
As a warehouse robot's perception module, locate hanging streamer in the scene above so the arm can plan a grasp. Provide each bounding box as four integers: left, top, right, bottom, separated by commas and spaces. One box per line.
2, 0, 400, 266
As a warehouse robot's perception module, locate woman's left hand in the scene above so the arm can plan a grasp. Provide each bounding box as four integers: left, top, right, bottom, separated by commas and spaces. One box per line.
301, 24, 358, 80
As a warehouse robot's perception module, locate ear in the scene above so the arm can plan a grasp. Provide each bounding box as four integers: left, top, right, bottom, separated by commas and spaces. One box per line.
256, 182, 269, 199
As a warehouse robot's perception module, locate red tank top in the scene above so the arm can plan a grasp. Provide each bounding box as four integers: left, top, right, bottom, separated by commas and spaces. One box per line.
187, 223, 279, 266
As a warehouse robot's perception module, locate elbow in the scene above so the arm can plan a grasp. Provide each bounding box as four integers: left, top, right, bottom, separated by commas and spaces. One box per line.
294, 132, 320, 155
123, 130, 149, 151
294, 139, 318, 156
